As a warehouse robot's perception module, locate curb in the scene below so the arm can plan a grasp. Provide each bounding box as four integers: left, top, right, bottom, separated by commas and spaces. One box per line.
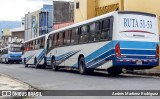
126, 70, 160, 77
0, 74, 36, 99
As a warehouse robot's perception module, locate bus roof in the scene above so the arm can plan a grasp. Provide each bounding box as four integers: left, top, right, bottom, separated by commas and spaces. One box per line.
118, 11, 156, 17
48, 11, 115, 36
24, 34, 46, 43
48, 11, 156, 36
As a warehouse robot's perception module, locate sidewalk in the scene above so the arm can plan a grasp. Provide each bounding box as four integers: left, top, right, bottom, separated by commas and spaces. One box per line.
0, 74, 31, 90
0, 74, 33, 99
126, 66, 160, 77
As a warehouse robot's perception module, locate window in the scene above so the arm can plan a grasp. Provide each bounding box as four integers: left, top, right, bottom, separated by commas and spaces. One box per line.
47, 35, 54, 50
9, 47, 21, 52
30, 41, 33, 50
100, 19, 112, 40
89, 22, 100, 42
64, 30, 71, 45
57, 33, 64, 47
79, 25, 89, 43
40, 37, 45, 48
76, 2, 79, 9
2, 49, 8, 54
71, 28, 79, 44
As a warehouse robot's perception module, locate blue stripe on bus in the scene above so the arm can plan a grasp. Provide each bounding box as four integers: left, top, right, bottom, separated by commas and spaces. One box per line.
117, 41, 157, 49
121, 49, 156, 55
56, 50, 77, 61
86, 49, 114, 67
26, 55, 35, 63
72, 41, 114, 68
56, 50, 81, 65
37, 49, 46, 63
72, 40, 158, 68
85, 41, 113, 63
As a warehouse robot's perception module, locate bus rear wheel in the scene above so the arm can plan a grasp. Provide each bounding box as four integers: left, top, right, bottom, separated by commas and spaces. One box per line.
34, 57, 40, 69
51, 57, 60, 71
107, 67, 122, 76
25, 64, 28, 67
78, 57, 89, 75
5, 58, 9, 64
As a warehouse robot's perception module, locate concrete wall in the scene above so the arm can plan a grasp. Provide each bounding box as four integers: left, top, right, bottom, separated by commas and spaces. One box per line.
53, 1, 74, 24
123, 0, 160, 33
25, 5, 53, 41
74, 0, 88, 23
12, 31, 24, 42
74, 0, 160, 34
96, 0, 118, 7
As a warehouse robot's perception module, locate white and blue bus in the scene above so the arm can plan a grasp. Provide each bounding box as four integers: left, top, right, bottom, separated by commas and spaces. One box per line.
22, 35, 47, 68
0, 44, 22, 64
45, 11, 159, 75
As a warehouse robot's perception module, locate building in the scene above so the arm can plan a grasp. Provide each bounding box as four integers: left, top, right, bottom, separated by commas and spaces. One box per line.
74, 0, 160, 34
25, 5, 53, 41
10, 27, 25, 43
1, 27, 24, 47
53, 1, 74, 30
1, 28, 12, 47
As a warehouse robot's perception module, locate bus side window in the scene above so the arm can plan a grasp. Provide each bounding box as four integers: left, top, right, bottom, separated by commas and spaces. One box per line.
40, 37, 45, 48
57, 32, 63, 47
30, 41, 33, 50
101, 19, 111, 40
47, 35, 53, 50
64, 30, 71, 45
56, 33, 59, 46
79, 25, 89, 43
71, 28, 79, 44
89, 22, 101, 42
33, 40, 36, 50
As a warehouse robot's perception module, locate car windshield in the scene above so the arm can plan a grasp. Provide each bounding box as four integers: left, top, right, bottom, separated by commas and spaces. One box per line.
9, 47, 21, 52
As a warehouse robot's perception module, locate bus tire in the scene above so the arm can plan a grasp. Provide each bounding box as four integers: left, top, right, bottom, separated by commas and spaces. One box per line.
51, 57, 60, 71
5, 58, 8, 64
25, 64, 28, 67
107, 67, 122, 76
78, 57, 88, 75
42, 57, 47, 69
34, 57, 39, 69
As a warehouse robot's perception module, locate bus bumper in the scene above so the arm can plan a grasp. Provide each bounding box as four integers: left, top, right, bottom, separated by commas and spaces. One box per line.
8, 58, 22, 62
113, 58, 159, 69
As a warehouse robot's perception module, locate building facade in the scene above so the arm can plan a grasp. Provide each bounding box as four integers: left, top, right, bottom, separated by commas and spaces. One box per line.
1, 27, 24, 48
1, 29, 12, 47
10, 27, 25, 43
53, 1, 74, 30
25, 5, 53, 41
74, 0, 160, 34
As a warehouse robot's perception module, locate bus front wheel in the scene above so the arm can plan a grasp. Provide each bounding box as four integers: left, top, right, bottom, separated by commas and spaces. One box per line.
5, 58, 9, 64
78, 57, 88, 75
51, 57, 60, 71
107, 67, 122, 76
34, 57, 40, 69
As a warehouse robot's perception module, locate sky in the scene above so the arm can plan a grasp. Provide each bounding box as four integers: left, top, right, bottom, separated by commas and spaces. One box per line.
0, 0, 73, 21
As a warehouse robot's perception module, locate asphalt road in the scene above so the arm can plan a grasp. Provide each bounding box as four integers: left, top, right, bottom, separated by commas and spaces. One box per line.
0, 64, 160, 99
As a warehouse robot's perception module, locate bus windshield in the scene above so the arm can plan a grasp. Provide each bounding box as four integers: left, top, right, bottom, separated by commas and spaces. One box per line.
9, 47, 21, 52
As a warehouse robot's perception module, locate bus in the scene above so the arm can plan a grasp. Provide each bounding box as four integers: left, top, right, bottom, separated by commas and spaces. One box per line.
0, 44, 22, 64
45, 11, 159, 75
22, 35, 47, 68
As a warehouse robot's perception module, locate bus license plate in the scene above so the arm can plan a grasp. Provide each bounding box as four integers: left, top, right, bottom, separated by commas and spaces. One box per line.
136, 60, 142, 65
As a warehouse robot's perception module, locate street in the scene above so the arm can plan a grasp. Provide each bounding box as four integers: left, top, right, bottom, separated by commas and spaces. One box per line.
0, 64, 160, 91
